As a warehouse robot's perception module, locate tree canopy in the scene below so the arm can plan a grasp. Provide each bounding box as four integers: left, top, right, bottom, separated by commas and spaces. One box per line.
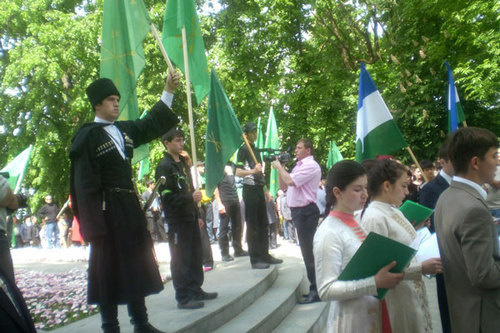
1, 0, 498, 208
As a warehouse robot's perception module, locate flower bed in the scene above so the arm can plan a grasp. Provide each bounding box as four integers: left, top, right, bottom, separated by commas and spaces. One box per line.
15, 268, 98, 331
15, 268, 170, 331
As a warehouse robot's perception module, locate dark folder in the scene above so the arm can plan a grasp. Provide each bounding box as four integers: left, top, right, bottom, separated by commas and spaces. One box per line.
338, 232, 417, 299
399, 200, 434, 226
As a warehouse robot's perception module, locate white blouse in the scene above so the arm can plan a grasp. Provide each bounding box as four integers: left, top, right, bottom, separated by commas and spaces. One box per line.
314, 215, 381, 333
361, 201, 432, 333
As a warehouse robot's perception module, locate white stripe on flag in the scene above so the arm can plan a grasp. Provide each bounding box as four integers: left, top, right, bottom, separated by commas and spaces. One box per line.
356, 90, 393, 143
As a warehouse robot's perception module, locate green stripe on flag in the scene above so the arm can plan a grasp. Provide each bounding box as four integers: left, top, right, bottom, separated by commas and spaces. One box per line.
355, 120, 407, 161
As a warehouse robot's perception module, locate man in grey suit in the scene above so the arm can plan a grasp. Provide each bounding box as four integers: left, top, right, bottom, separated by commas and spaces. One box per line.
435, 127, 499, 333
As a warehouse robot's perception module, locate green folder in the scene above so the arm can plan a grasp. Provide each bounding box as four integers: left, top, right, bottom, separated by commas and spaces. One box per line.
338, 232, 416, 299
399, 200, 434, 226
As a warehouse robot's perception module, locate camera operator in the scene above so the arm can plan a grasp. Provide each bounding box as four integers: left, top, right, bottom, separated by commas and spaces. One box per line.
272, 138, 321, 304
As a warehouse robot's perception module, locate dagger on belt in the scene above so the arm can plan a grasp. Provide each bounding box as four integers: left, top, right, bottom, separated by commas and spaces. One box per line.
143, 176, 166, 213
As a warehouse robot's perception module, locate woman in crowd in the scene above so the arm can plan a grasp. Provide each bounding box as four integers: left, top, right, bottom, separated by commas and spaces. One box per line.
361, 159, 442, 332
314, 160, 403, 332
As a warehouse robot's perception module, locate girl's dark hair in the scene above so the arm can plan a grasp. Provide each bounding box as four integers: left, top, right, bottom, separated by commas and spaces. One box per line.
367, 159, 408, 197
324, 160, 367, 213
361, 159, 408, 217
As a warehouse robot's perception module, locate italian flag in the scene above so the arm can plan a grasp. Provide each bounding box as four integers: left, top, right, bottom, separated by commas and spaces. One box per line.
445, 61, 466, 133
355, 63, 408, 162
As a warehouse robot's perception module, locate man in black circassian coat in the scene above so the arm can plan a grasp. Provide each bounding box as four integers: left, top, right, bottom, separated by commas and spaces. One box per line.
69, 71, 180, 333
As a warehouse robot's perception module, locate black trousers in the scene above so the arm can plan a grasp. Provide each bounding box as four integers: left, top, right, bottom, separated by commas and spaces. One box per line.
218, 201, 243, 255
167, 220, 204, 304
242, 185, 269, 264
0, 232, 15, 284
291, 203, 319, 293
99, 298, 148, 332
199, 220, 214, 268
437, 273, 452, 332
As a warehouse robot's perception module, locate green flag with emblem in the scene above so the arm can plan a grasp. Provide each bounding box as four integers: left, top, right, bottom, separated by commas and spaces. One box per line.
162, 0, 210, 105
99, 0, 150, 164
264, 108, 279, 197
205, 70, 243, 197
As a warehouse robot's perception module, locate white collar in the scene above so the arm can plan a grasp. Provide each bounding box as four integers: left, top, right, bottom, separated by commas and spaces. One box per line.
452, 176, 487, 199
439, 169, 452, 185
94, 116, 114, 124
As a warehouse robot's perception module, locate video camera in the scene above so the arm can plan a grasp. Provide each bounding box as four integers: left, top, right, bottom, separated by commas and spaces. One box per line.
261, 147, 293, 164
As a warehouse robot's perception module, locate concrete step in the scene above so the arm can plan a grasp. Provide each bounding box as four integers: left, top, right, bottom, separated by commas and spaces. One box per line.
213, 257, 308, 333
53, 256, 279, 333
273, 301, 330, 333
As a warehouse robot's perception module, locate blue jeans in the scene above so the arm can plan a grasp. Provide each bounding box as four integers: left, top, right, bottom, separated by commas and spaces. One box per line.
45, 222, 59, 248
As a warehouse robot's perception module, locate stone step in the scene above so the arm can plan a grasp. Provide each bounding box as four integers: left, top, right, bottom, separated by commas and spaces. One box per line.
53, 257, 279, 333
213, 257, 308, 333
273, 301, 330, 333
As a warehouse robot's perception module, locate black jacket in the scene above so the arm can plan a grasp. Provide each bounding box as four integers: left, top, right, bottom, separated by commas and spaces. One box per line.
69, 100, 178, 240
0, 267, 36, 333
156, 153, 197, 223
419, 174, 450, 232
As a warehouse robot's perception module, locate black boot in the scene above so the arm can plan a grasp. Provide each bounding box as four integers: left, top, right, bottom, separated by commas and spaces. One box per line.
128, 299, 164, 333
99, 304, 120, 333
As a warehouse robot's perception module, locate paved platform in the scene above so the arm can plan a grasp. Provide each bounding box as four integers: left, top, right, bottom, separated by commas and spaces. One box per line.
13, 239, 443, 332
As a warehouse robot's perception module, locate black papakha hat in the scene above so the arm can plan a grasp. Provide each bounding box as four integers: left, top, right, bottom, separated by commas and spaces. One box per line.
243, 122, 257, 133
86, 78, 121, 109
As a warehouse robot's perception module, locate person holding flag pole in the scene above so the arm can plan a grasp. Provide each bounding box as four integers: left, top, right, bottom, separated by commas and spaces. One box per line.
69, 0, 184, 331
236, 123, 284, 269
161, 0, 211, 190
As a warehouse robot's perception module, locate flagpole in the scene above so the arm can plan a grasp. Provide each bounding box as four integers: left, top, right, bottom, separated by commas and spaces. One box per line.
242, 133, 259, 165
462, 120, 468, 127
406, 147, 429, 183
181, 26, 200, 189
150, 23, 175, 73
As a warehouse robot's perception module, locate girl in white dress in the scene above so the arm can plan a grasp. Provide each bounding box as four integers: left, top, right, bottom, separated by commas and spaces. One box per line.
314, 160, 404, 333
361, 159, 442, 333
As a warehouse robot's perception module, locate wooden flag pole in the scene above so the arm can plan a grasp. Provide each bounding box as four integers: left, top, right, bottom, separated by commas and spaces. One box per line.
462, 120, 468, 127
181, 26, 200, 189
242, 133, 259, 165
406, 146, 429, 183
150, 23, 175, 73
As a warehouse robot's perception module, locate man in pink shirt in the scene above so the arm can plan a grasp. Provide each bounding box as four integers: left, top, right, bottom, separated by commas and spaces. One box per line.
272, 138, 322, 304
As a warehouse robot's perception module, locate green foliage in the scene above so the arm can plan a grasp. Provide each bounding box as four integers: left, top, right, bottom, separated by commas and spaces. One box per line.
1, 0, 498, 208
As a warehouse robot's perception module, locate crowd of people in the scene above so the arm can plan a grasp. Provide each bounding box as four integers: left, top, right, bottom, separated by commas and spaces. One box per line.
0, 69, 498, 333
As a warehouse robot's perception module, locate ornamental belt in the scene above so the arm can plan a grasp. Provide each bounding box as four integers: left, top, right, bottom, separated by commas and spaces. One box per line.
104, 187, 135, 194
102, 187, 137, 211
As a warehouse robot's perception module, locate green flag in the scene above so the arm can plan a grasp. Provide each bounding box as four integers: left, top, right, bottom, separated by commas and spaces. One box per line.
1, 145, 33, 193
264, 108, 279, 197
255, 117, 265, 161
138, 159, 150, 181
326, 141, 343, 170
100, 0, 151, 164
162, 0, 210, 105
205, 70, 243, 197
256, 117, 264, 150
